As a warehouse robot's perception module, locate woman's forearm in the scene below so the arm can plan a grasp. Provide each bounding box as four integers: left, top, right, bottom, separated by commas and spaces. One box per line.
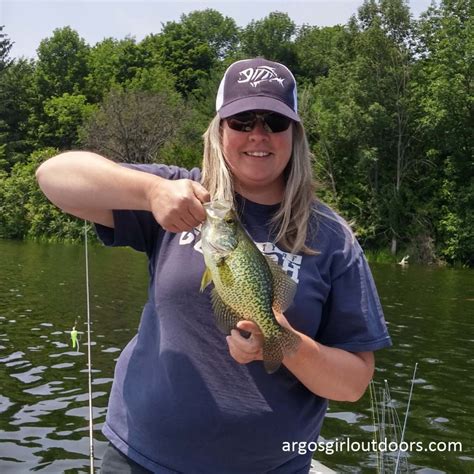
229, 316, 375, 402
283, 334, 374, 401
36, 151, 157, 213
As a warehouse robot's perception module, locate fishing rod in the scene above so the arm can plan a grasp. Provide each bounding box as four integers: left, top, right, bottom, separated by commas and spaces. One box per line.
84, 220, 95, 472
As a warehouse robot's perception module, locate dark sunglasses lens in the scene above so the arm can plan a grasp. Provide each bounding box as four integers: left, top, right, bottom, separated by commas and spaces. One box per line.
227, 113, 256, 132
264, 114, 292, 132
227, 112, 292, 133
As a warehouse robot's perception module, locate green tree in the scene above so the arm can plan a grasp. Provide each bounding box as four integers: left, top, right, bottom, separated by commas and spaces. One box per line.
25, 150, 86, 241
0, 163, 30, 238
85, 36, 152, 101
0, 59, 36, 171
30, 27, 91, 150
0, 26, 15, 170
240, 12, 297, 70
306, 0, 426, 255
348, 0, 422, 255
35, 26, 90, 100
0, 25, 13, 71
414, 0, 473, 264
0, 148, 84, 240
157, 9, 239, 95
304, 70, 378, 235
126, 64, 179, 98
37, 93, 96, 149
294, 25, 353, 82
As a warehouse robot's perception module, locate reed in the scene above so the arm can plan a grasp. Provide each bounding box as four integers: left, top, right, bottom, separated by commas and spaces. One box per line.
369, 364, 418, 473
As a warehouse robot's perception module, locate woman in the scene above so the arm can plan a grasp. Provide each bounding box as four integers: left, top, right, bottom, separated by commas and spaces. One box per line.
36, 58, 391, 473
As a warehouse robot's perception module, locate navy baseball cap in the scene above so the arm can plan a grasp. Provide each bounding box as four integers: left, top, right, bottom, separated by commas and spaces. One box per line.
216, 58, 300, 122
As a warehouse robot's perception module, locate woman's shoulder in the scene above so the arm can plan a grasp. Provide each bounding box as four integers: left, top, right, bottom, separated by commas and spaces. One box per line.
308, 201, 364, 276
310, 200, 354, 241
120, 163, 202, 181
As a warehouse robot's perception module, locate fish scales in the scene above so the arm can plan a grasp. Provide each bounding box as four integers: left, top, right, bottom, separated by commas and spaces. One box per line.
214, 239, 280, 335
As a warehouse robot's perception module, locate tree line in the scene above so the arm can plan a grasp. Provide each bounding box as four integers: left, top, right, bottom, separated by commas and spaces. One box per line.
0, 0, 472, 265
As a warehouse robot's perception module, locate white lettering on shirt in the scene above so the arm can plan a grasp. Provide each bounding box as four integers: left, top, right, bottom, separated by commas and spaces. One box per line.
179, 230, 301, 284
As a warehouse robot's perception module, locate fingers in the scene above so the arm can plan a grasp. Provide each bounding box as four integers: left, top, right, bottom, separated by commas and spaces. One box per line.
151, 179, 210, 232
226, 316, 297, 367
192, 182, 211, 204
237, 320, 261, 334
187, 186, 209, 223
226, 323, 264, 365
162, 213, 200, 233
180, 207, 204, 229
227, 332, 261, 365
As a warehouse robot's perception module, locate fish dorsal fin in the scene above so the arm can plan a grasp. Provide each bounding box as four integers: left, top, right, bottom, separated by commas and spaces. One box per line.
264, 254, 297, 312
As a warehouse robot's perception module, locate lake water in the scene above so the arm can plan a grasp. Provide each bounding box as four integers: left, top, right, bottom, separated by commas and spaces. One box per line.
0, 239, 473, 473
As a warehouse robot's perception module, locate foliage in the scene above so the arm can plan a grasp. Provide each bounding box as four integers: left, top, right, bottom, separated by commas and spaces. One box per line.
156, 9, 239, 95
38, 93, 96, 150
34, 26, 90, 99
294, 25, 352, 83
413, 0, 473, 264
81, 88, 185, 163
304, 0, 430, 256
0, 25, 13, 71
0, 148, 84, 241
240, 12, 298, 70
0, 4, 471, 265
0, 58, 36, 171
85, 37, 153, 101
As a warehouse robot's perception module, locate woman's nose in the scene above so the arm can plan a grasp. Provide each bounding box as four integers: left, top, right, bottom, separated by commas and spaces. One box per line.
248, 119, 270, 139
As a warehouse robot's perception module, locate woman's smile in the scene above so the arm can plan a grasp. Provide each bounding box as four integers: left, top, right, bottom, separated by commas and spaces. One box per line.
243, 151, 272, 158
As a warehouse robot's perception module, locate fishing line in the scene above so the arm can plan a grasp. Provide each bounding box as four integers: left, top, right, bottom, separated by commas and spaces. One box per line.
84, 220, 95, 472
395, 362, 418, 473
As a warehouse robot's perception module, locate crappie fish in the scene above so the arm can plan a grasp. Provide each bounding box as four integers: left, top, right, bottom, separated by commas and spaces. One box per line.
200, 200, 301, 374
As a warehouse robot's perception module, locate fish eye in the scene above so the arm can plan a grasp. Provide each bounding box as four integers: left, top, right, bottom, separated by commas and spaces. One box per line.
224, 216, 235, 224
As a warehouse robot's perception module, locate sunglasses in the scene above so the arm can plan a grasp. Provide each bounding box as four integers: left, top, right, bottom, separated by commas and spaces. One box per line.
226, 111, 292, 133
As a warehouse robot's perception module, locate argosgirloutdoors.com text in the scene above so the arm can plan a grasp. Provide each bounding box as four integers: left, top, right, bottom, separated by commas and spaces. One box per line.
282, 438, 463, 456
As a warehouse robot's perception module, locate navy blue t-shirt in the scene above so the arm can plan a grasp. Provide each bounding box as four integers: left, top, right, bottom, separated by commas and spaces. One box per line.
96, 164, 391, 473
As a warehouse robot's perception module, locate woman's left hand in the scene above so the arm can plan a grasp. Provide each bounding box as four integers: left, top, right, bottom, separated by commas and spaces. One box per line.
226, 311, 291, 365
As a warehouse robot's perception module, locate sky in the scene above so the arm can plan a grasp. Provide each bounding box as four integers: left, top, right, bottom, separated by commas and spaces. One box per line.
1, 0, 433, 59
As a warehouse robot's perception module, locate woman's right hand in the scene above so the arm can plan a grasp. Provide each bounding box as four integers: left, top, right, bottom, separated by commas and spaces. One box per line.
36, 151, 210, 231
147, 177, 210, 233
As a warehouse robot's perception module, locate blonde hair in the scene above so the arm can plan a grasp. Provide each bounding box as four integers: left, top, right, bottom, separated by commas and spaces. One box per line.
201, 115, 317, 255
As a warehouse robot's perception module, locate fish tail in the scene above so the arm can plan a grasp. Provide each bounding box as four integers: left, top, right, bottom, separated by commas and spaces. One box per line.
262, 328, 301, 374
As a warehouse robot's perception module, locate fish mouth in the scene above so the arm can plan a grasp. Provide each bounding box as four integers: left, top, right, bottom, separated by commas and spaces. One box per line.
204, 200, 233, 219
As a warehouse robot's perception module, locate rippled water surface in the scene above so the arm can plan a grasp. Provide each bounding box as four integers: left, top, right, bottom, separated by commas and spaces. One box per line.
0, 239, 473, 473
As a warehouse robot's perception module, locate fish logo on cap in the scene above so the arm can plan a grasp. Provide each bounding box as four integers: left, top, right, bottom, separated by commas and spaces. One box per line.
238, 66, 286, 88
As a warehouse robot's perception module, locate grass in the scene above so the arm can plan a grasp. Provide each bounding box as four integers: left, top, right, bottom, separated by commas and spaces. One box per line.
364, 249, 401, 264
